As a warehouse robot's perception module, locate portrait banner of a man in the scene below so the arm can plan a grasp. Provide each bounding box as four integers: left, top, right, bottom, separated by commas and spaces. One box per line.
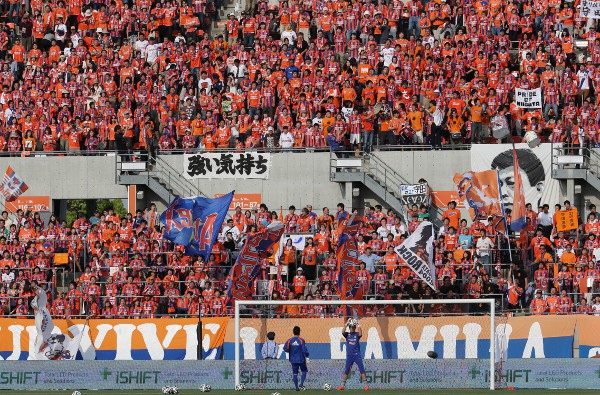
471, 144, 560, 211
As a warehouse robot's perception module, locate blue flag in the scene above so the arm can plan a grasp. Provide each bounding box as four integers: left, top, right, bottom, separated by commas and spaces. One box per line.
159, 192, 234, 258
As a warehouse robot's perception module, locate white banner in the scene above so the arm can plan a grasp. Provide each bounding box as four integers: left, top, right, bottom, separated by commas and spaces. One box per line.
580, 0, 600, 19
471, 144, 560, 215
184, 153, 271, 179
394, 222, 436, 290
515, 88, 542, 109
400, 183, 431, 207
32, 288, 83, 360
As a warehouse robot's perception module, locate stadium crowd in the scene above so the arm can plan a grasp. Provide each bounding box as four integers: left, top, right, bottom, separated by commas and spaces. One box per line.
0, 0, 594, 154
1, 197, 600, 319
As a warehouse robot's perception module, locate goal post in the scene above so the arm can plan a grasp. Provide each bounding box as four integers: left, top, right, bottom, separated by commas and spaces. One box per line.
234, 298, 496, 391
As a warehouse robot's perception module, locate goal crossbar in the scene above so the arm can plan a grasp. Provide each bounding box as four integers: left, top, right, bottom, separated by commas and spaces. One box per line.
234, 298, 496, 390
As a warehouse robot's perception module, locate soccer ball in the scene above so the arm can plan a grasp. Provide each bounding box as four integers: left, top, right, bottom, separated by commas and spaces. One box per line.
271, 393, 281, 395
72, 392, 82, 395
161, 387, 171, 394
199, 384, 212, 392
323, 383, 332, 391
235, 383, 246, 391
171, 386, 179, 394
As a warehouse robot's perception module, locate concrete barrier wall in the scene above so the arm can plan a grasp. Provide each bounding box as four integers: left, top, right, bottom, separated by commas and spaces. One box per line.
4, 150, 598, 216
0, 155, 126, 200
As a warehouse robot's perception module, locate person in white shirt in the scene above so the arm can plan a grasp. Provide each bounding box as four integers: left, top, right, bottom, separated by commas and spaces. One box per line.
70, 27, 81, 48
476, 229, 495, 273
145, 37, 163, 65
54, 18, 68, 44
376, 218, 390, 239
228, 59, 247, 86
380, 42, 395, 67
1, 267, 14, 284
576, 63, 591, 101
221, 219, 241, 241
592, 296, 600, 316
261, 332, 279, 359
174, 33, 186, 45
134, 35, 150, 59
281, 26, 297, 45
197, 70, 213, 94
537, 204, 553, 238
279, 127, 294, 149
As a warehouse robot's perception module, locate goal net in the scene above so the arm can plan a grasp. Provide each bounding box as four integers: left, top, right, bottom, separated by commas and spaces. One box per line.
234, 299, 500, 391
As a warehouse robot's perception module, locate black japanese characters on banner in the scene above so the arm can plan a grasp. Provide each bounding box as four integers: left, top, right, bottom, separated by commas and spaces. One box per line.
184, 153, 271, 179
580, 0, 600, 19
400, 183, 431, 207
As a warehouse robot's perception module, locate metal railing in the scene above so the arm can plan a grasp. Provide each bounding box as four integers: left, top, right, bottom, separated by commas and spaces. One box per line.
551, 143, 600, 175
330, 150, 444, 224
115, 153, 204, 199
0, 144, 477, 158
153, 155, 205, 198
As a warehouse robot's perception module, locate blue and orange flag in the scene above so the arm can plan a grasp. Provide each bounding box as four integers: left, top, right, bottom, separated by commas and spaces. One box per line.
0, 166, 28, 202
159, 192, 233, 258
335, 212, 363, 316
510, 144, 527, 231
227, 221, 284, 301
453, 169, 507, 234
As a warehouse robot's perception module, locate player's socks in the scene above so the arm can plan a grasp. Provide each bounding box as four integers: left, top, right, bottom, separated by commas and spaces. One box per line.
293, 375, 299, 390
300, 372, 307, 386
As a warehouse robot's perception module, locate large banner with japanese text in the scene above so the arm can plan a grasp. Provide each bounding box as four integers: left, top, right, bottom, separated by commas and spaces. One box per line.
400, 183, 431, 207
580, 0, 600, 18
184, 153, 271, 179
556, 209, 579, 231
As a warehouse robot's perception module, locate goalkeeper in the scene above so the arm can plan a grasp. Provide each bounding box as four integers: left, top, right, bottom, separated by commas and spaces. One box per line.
338, 318, 368, 391
284, 326, 309, 391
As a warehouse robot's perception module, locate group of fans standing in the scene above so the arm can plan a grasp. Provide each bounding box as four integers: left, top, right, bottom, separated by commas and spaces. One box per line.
0, 0, 595, 153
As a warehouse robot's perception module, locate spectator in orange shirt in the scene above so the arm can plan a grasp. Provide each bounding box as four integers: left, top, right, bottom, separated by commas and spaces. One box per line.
529, 289, 547, 314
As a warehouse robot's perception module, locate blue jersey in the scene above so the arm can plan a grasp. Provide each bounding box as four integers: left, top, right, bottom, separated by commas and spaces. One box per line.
343, 331, 362, 357
284, 336, 309, 363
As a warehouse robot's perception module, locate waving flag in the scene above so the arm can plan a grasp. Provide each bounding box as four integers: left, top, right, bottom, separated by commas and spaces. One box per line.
394, 221, 437, 290
32, 288, 83, 360
0, 166, 28, 202
159, 192, 233, 258
335, 212, 363, 316
453, 169, 507, 234
510, 144, 527, 231
227, 221, 284, 301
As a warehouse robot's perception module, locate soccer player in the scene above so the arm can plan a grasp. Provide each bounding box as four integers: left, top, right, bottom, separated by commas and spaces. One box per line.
338, 318, 369, 391
284, 326, 309, 391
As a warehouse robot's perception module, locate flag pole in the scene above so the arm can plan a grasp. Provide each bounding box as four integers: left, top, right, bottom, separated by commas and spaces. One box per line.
496, 169, 512, 262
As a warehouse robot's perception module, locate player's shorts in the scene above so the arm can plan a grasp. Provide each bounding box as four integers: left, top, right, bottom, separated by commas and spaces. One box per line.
344, 355, 365, 375
349, 133, 361, 144
291, 362, 308, 374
